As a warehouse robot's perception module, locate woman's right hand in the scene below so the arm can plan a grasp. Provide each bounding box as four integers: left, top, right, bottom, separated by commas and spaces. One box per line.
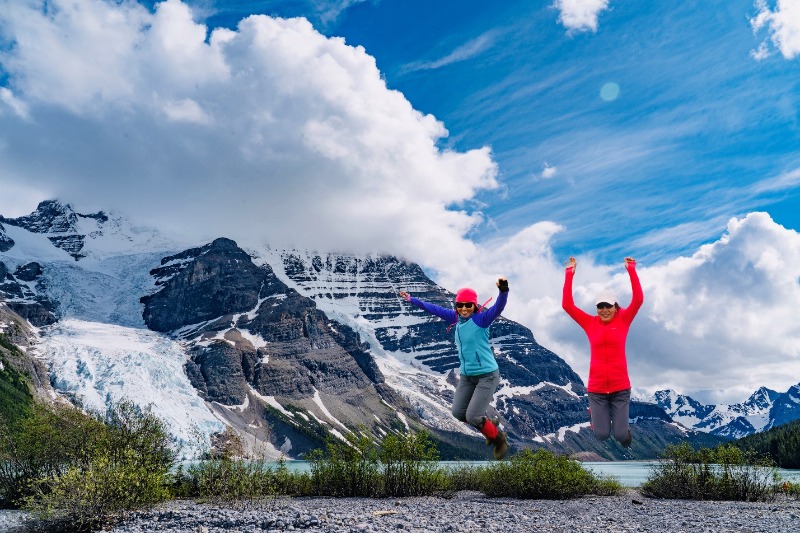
566, 257, 577, 272
399, 291, 411, 302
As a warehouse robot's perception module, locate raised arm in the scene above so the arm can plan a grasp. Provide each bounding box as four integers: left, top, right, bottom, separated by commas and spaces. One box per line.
562, 257, 592, 326
622, 257, 643, 321
472, 277, 509, 328
400, 291, 457, 323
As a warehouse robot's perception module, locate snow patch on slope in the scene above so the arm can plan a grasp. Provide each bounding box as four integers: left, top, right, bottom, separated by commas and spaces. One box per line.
40, 319, 223, 455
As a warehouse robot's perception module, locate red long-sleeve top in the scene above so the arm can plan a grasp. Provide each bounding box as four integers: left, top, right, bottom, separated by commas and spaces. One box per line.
562, 262, 643, 394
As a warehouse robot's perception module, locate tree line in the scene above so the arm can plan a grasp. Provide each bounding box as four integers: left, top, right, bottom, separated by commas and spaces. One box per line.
733, 418, 800, 469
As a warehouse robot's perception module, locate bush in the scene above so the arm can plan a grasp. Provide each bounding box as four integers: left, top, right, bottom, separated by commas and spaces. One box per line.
439, 462, 485, 493
306, 433, 380, 497
26, 448, 172, 531
780, 481, 800, 499
379, 431, 442, 497
478, 449, 622, 499
180, 437, 623, 501
0, 333, 34, 428
0, 400, 178, 531
0, 403, 104, 508
183, 457, 279, 506
641, 442, 779, 501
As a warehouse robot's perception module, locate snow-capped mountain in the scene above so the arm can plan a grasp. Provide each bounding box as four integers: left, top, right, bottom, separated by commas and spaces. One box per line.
651, 385, 800, 439
2, 201, 720, 460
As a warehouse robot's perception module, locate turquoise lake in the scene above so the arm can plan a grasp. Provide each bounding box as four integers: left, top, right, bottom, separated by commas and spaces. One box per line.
270, 460, 800, 488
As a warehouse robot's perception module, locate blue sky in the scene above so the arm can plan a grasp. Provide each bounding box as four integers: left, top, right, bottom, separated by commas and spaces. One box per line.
2, 0, 800, 404
190, 0, 800, 264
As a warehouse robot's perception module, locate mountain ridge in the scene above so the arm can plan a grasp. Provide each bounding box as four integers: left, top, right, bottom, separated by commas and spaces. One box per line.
3, 200, 771, 460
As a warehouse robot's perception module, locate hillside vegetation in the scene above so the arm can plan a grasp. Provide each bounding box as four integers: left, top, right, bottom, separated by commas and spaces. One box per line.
734, 419, 800, 469
0, 333, 33, 426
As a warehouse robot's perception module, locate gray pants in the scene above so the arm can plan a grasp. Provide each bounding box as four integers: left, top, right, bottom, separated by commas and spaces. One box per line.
588, 388, 631, 443
451, 370, 501, 428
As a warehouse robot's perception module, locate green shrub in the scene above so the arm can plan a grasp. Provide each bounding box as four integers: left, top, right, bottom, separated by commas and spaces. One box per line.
185, 457, 277, 506
0, 333, 33, 428
1, 400, 178, 531
379, 431, 442, 497
478, 449, 622, 499
178, 436, 624, 501
306, 433, 380, 497
780, 480, 800, 498
26, 448, 172, 531
0, 403, 104, 508
439, 462, 486, 493
641, 442, 779, 501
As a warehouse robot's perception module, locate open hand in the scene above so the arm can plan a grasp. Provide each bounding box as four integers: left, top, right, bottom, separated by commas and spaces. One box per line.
399, 291, 411, 302
566, 257, 577, 272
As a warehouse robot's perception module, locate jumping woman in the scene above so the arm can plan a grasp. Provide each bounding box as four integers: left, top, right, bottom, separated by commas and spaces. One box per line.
562, 257, 643, 447
399, 277, 509, 460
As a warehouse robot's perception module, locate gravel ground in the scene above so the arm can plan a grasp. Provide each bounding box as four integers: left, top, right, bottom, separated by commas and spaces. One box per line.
3, 490, 800, 532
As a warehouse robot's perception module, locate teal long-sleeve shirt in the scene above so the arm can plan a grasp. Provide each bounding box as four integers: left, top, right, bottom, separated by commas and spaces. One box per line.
408, 290, 507, 376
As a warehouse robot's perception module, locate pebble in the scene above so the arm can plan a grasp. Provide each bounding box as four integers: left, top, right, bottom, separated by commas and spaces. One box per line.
3, 490, 800, 532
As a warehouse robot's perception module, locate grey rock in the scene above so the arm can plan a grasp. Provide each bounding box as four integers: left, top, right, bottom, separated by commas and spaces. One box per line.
0, 223, 13, 252
0, 200, 107, 260
97, 493, 800, 533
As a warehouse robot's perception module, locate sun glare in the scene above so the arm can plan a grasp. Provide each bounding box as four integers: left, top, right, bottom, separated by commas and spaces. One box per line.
600, 82, 620, 101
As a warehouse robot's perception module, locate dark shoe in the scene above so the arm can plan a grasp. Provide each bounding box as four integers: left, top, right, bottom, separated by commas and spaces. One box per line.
493, 431, 508, 460
621, 428, 632, 448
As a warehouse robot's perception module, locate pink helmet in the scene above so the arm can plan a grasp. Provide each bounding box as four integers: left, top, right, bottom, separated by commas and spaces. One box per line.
455, 288, 478, 305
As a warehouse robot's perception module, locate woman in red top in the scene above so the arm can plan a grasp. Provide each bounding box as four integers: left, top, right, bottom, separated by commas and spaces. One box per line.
562, 256, 643, 447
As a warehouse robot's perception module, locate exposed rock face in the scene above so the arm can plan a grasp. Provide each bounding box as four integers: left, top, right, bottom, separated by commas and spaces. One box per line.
13, 262, 43, 282
0, 261, 58, 327
142, 238, 286, 332
0, 200, 107, 260
0, 304, 57, 402
0, 223, 13, 252
141, 238, 412, 458
185, 338, 253, 405
769, 384, 800, 429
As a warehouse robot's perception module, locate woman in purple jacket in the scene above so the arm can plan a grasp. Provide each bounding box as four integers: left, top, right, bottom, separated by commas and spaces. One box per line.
400, 277, 509, 459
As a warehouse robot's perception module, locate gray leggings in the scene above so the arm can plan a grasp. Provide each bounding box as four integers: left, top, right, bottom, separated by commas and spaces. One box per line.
451, 370, 501, 428
588, 388, 631, 442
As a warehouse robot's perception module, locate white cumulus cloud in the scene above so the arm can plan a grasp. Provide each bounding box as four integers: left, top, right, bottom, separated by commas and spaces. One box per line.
751, 0, 800, 60
553, 0, 610, 33
0, 0, 497, 273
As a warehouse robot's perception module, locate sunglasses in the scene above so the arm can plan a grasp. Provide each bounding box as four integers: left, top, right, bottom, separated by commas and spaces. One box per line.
456, 302, 475, 309
596, 302, 614, 310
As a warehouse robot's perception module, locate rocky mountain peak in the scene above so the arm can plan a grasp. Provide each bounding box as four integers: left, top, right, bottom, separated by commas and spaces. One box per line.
142, 238, 286, 333
0, 200, 109, 260
745, 386, 780, 409
0, 222, 13, 252
0, 259, 57, 327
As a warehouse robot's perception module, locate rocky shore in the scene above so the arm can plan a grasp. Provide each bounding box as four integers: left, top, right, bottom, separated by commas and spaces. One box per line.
4, 490, 800, 532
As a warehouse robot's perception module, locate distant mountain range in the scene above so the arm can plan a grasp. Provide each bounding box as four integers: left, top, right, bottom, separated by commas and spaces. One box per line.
650, 385, 800, 439
1, 201, 795, 460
